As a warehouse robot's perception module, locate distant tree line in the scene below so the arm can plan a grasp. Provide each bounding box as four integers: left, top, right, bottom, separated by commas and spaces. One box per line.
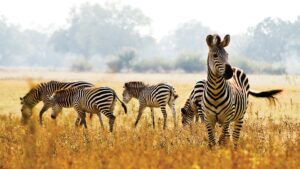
0, 3, 299, 74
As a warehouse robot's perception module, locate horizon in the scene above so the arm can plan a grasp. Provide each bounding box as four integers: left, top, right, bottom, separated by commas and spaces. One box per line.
0, 0, 299, 40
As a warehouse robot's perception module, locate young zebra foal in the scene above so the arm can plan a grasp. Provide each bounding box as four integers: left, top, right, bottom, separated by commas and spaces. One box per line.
50, 87, 127, 132
122, 81, 178, 129
20, 80, 94, 124
181, 80, 206, 126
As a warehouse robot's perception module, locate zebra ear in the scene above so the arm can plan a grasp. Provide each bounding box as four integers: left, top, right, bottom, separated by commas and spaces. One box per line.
221, 34, 230, 47
124, 83, 128, 88
206, 35, 214, 48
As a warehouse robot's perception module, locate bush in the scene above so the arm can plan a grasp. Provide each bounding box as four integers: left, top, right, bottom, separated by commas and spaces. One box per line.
175, 53, 205, 73
107, 48, 137, 72
132, 59, 175, 73
71, 59, 92, 72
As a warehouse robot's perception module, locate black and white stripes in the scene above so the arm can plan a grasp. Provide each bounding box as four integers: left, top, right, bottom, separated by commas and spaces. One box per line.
202, 34, 282, 148
20, 80, 94, 124
122, 81, 178, 129
50, 87, 127, 132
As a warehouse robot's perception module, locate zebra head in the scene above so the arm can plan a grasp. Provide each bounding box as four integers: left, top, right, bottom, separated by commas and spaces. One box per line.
20, 97, 31, 123
181, 106, 195, 126
20, 86, 42, 123
122, 82, 146, 103
206, 34, 233, 80
20, 96, 34, 124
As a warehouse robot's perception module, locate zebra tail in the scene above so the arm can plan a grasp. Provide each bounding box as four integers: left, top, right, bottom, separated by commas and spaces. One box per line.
172, 87, 179, 100
115, 93, 127, 114
249, 89, 283, 105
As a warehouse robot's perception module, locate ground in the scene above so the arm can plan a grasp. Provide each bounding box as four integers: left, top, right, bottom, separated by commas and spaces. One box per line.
0, 70, 299, 169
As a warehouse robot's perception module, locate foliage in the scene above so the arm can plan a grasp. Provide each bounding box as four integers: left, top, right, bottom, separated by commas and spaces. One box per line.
132, 59, 175, 73
70, 59, 93, 72
175, 53, 206, 72
0, 3, 300, 74
107, 48, 137, 72
50, 3, 152, 59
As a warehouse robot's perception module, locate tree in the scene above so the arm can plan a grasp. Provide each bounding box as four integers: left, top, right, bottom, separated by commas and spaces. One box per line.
159, 20, 211, 58
175, 53, 205, 73
107, 48, 137, 72
243, 17, 292, 62
50, 3, 152, 60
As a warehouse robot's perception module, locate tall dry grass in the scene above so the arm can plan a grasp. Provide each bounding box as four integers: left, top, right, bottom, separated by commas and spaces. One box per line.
0, 74, 299, 169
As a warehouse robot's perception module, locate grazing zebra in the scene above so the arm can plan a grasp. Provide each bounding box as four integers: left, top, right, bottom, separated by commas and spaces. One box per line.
20, 80, 94, 124
202, 34, 282, 148
181, 80, 206, 126
122, 81, 178, 129
49, 87, 127, 132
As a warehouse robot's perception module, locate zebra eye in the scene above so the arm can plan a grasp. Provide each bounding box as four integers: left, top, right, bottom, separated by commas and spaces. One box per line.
213, 54, 218, 58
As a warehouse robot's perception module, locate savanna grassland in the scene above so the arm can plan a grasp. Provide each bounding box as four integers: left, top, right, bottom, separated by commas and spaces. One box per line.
0, 70, 300, 169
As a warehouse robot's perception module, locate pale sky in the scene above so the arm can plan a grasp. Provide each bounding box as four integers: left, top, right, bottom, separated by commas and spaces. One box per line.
0, 0, 299, 40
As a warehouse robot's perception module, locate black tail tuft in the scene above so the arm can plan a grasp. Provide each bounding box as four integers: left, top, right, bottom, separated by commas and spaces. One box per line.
174, 94, 179, 100
249, 89, 283, 105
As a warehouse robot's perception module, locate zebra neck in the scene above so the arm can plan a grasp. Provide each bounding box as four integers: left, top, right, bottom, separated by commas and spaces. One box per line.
207, 69, 227, 94
133, 89, 142, 99
24, 88, 41, 107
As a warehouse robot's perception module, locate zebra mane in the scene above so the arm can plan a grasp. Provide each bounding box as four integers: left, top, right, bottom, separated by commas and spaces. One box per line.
124, 81, 149, 89
212, 34, 221, 45
21, 83, 45, 105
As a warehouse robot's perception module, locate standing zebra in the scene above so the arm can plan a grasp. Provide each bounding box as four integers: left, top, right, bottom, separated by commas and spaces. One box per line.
202, 34, 282, 148
122, 81, 178, 129
49, 87, 127, 132
181, 80, 206, 126
20, 80, 94, 124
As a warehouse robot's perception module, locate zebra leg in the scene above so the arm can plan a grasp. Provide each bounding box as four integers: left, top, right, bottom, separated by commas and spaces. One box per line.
169, 103, 177, 128
160, 106, 167, 129
39, 104, 50, 125
205, 120, 216, 148
79, 113, 87, 128
218, 122, 230, 146
232, 118, 244, 149
97, 113, 104, 129
134, 106, 145, 128
196, 102, 205, 123
150, 108, 155, 128
75, 106, 87, 128
195, 113, 199, 123
101, 111, 115, 132
75, 116, 81, 126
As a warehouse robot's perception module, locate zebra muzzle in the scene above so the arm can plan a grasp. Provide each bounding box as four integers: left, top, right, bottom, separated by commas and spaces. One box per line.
51, 114, 56, 119
223, 64, 233, 80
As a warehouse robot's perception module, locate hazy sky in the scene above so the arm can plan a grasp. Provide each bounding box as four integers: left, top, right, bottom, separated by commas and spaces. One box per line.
0, 0, 299, 40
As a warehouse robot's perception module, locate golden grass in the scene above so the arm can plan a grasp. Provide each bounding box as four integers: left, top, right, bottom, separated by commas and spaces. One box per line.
0, 73, 300, 169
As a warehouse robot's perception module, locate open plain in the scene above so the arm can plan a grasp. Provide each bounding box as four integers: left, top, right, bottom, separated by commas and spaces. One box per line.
0, 70, 299, 169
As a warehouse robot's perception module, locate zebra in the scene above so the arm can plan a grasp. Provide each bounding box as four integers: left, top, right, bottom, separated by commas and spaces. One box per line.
181, 80, 206, 126
122, 81, 178, 129
20, 80, 94, 124
49, 87, 127, 132
201, 34, 282, 148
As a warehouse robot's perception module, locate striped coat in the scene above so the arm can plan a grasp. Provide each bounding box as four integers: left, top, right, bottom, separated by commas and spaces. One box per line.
122, 81, 178, 129
20, 80, 94, 124
202, 34, 282, 148
50, 87, 127, 132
